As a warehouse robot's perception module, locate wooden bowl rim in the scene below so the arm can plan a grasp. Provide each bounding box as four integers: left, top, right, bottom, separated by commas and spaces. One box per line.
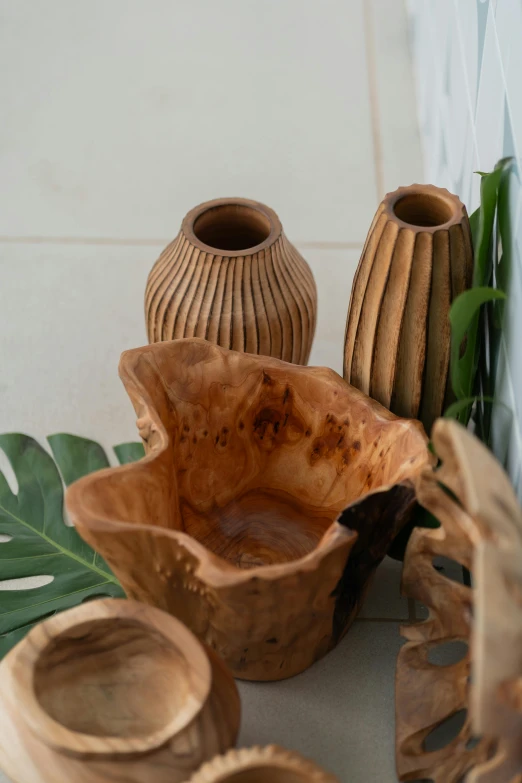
187, 744, 339, 782
66, 339, 429, 586
9, 599, 212, 759
181, 196, 283, 257
382, 183, 467, 234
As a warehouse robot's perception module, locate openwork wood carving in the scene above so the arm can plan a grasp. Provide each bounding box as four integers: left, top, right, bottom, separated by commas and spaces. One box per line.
67, 338, 429, 681
145, 197, 317, 365
396, 418, 522, 782
0, 599, 240, 783
188, 745, 339, 783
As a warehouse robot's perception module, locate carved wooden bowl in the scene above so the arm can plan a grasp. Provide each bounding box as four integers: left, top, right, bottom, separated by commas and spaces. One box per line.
188, 745, 339, 782
0, 599, 240, 783
67, 338, 429, 680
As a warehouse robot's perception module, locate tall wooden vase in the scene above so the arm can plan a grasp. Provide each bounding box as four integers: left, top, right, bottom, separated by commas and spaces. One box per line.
145, 197, 317, 365
343, 184, 473, 433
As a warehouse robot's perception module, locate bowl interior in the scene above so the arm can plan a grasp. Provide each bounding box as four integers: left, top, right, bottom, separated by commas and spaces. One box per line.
34, 618, 192, 738
182, 487, 335, 568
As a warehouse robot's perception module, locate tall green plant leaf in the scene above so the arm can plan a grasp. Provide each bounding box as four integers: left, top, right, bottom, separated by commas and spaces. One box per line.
0, 434, 143, 658
449, 287, 506, 417
472, 163, 508, 288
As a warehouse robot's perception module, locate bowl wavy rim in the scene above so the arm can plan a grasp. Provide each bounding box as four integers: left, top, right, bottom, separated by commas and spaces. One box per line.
66, 339, 430, 588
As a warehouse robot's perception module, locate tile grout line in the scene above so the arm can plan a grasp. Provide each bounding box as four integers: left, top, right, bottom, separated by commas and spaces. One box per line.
0, 236, 364, 250
363, 0, 385, 201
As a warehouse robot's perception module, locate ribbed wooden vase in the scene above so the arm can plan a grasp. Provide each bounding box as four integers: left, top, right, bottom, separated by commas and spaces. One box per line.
343, 184, 473, 433
145, 197, 317, 364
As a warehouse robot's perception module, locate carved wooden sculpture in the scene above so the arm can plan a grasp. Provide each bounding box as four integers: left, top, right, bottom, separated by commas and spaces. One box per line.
467, 540, 522, 783
396, 418, 522, 782
145, 197, 317, 364
188, 745, 339, 782
67, 338, 429, 681
344, 184, 473, 433
0, 599, 240, 783
467, 460, 522, 782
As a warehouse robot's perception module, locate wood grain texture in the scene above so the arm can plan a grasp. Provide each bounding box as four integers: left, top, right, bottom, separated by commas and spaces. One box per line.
66, 338, 429, 681
466, 438, 522, 783
145, 198, 317, 365
395, 419, 522, 782
187, 745, 339, 782
0, 599, 240, 783
344, 185, 473, 434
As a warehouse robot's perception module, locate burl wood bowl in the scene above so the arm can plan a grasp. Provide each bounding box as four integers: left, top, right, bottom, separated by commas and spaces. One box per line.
188, 745, 339, 782
0, 599, 240, 783
67, 338, 429, 681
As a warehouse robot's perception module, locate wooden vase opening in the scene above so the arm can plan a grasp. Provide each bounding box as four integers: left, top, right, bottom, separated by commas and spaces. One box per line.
188, 200, 277, 253
392, 191, 455, 228
12, 600, 211, 757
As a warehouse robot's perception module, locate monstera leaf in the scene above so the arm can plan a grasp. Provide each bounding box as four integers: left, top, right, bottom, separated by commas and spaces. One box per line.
0, 433, 144, 657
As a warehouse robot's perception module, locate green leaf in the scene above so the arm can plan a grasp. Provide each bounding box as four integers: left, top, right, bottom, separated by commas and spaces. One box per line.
48, 433, 110, 484
473, 160, 512, 288
469, 206, 480, 250
114, 441, 145, 464
47, 434, 115, 574
0, 434, 124, 658
449, 287, 506, 405
444, 397, 479, 421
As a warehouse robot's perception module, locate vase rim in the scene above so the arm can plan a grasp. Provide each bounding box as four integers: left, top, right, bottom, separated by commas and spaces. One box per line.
383, 183, 467, 233
181, 197, 283, 257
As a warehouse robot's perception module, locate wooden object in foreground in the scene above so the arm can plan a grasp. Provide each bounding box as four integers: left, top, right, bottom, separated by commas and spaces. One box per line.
467, 465, 522, 781
67, 338, 429, 681
0, 599, 240, 783
145, 197, 317, 364
344, 184, 473, 433
188, 745, 339, 782
396, 418, 522, 782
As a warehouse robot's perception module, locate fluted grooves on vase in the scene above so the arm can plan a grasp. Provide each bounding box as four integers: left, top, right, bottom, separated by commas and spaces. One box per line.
145, 198, 317, 365
344, 184, 473, 434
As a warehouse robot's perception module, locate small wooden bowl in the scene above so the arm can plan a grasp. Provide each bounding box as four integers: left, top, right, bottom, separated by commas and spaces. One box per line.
0, 599, 240, 783
188, 745, 339, 782
67, 338, 430, 680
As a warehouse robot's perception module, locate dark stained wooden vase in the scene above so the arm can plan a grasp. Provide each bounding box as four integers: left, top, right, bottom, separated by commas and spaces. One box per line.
145, 197, 317, 365
67, 339, 430, 681
344, 184, 473, 434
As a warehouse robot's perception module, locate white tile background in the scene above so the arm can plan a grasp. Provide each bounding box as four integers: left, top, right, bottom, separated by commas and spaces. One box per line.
0, 1, 424, 781
406, 0, 522, 494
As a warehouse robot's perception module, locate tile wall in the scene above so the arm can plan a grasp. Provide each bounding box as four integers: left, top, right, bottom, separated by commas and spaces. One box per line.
406, 0, 522, 497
